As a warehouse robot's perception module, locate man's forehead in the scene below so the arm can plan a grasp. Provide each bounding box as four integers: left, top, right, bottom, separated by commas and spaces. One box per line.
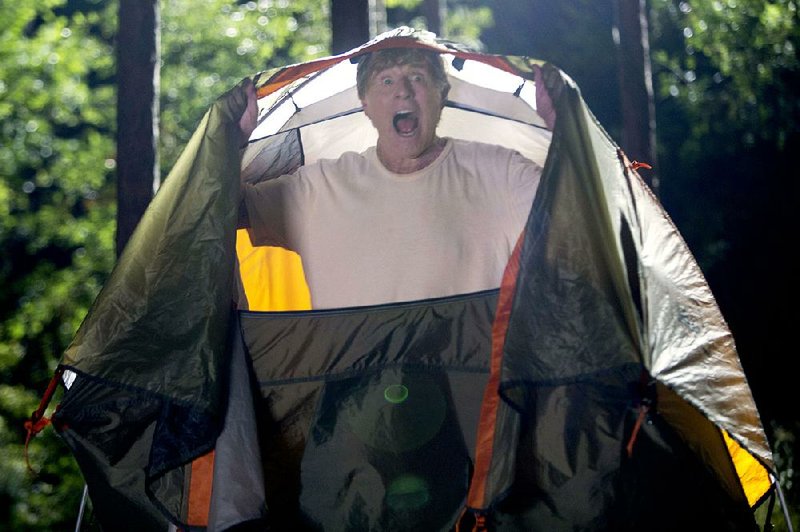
370, 60, 432, 76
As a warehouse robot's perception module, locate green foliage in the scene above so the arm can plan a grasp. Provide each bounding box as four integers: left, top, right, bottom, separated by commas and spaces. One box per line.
386, 0, 424, 10
444, 3, 494, 50
650, 0, 798, 171
0, 2, 116, 527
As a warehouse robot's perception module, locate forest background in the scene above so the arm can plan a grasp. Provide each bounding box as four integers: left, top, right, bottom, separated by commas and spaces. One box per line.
0, 0, 797, 529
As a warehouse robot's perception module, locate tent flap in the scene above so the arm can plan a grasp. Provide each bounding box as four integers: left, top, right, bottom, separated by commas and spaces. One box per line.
53, 80, 249, 529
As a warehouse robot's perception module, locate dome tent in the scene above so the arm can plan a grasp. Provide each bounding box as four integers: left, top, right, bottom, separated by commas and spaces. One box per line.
30, 27, 781, 530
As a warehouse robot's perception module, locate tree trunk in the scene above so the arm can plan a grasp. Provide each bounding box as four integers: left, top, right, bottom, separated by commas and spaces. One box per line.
422, 0, 445, 35
331, 0, 371, 54
116, 0, 160, 255
614, 0, 658, 194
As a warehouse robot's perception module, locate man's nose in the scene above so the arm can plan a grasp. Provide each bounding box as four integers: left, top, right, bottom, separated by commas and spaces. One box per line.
395, 77, 414, 98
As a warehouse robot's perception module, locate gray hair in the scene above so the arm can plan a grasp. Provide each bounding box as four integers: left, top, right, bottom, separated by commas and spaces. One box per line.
356, 48, 450, 101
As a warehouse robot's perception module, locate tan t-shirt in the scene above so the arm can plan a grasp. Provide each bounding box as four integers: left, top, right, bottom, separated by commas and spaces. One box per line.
244, 138, 542, 308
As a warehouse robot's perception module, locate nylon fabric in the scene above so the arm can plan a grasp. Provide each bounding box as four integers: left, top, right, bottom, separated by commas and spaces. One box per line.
235, 229, 311, 312
242, 291, 497, 530
53, 80, 248, 529
56, 374, 170, 530
207, 316, 268, 530
489, 373, 759, 531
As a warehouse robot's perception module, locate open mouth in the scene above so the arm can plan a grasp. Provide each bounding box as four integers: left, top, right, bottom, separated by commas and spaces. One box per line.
393, 111, 419, 136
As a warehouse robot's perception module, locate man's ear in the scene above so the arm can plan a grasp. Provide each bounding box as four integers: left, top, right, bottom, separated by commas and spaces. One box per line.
440, 83, 450, 106
361, 99, 371, 120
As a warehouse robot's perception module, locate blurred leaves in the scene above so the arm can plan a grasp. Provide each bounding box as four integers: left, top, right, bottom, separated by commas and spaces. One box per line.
0, 1, 118, 527
650, 0, 798, 156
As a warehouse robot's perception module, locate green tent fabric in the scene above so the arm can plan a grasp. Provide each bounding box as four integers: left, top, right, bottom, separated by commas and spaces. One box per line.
53, 81, 250, 529
42, 28, 777, 531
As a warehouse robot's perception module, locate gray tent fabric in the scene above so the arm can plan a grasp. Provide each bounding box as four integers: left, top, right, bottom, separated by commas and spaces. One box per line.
39, 28, 775, 531
207, 315, 267, 530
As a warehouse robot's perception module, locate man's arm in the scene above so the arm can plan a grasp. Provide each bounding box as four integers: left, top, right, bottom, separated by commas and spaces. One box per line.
234, 81, 302, 248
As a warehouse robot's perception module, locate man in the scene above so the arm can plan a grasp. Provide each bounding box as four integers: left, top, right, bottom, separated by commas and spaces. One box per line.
238, 46, 555, 309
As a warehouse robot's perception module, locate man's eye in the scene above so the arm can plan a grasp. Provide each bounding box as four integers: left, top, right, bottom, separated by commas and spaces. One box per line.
381, 78, 393, 85
411, 74, 424, 82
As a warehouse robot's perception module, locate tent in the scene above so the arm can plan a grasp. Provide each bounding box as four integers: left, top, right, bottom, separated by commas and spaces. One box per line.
28, 27, 784, 530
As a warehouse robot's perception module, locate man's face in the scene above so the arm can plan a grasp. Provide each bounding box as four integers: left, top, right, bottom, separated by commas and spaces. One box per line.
361, 60, 444, 162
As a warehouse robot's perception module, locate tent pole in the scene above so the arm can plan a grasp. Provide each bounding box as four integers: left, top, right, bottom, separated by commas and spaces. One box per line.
74, 484, 89, 532
772, 474, 795, 532
763, 489, 776, 531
